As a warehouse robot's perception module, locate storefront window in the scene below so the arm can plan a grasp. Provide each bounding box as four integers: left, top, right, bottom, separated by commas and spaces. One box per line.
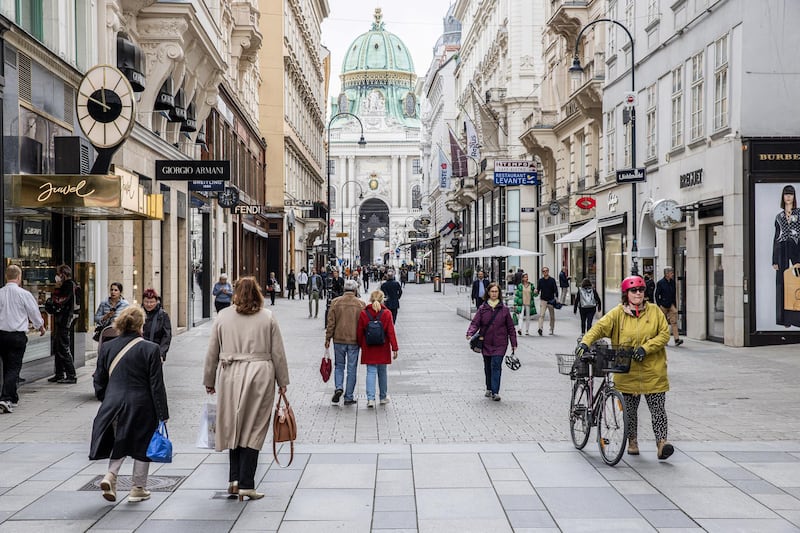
707, 224, 724, 341
603, 229, 627, 310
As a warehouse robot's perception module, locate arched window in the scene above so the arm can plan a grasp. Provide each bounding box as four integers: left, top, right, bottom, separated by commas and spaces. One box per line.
411, 185, 421, 209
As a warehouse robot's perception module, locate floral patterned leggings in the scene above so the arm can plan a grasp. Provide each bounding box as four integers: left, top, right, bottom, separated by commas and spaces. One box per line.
623, 392, 668, 441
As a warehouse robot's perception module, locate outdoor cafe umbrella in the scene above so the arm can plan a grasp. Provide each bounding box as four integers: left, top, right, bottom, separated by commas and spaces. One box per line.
457, 245, 544, 259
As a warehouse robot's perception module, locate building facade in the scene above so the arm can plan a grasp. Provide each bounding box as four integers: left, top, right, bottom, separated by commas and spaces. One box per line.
328, 9, 423, 270
260, 0, 330, 286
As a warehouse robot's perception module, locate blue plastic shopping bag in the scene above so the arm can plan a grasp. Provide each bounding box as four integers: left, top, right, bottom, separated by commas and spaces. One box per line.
146, 421, 173, 463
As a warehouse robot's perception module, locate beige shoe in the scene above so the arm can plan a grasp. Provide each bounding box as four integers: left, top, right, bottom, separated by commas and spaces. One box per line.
657, 439, 674, 460
627, 437, 640, 456
237, 489, 264, 501
228, 481, 239, 495
100, 472, 117, 502
379, 396, 390, 405
128, 486, 151, 502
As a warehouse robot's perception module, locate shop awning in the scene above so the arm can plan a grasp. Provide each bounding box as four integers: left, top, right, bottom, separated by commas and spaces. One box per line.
554, 219, 597, 244
242, 222, 268, 239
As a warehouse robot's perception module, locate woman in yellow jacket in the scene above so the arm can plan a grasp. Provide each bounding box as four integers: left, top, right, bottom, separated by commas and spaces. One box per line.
578, 275, 673, 460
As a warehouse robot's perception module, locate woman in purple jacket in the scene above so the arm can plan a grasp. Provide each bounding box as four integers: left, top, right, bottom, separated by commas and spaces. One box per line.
466, 283, 518, 401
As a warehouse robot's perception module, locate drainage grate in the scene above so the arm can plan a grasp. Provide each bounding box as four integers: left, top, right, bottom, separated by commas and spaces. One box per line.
79, 475, 186, 493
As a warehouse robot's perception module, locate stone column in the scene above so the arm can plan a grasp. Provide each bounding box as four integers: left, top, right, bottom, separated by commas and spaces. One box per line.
400, 156, 408, 208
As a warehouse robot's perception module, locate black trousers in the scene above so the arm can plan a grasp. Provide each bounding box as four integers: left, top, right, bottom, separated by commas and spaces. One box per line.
229, 447, 260, 489
298, 284, 306, 299
215, 301, 231, 313
288, 287, 295, 299
363, 279, 369, 290
53, 321, 76, 379
0, 331, 28, 403
388, 307, 398, 323
578, 307, 597, 334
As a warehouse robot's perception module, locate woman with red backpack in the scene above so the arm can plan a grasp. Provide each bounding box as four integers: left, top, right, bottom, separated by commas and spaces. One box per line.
357, 290, 398, 408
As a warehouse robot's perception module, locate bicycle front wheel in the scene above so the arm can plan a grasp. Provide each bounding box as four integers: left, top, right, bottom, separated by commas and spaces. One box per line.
598, 388, 628, 466
569, 379, 591, 449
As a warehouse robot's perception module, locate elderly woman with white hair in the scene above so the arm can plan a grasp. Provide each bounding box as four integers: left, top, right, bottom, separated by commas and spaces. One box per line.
325, 279, 366, 405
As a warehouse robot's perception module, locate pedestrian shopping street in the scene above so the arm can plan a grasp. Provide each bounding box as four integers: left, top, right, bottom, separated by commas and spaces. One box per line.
2, 284, 800, 532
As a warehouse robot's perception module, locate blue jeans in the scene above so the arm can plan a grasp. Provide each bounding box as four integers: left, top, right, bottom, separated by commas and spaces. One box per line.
365, 364, 388, 401
334, 343, 360, 401
483, 355, 503, 395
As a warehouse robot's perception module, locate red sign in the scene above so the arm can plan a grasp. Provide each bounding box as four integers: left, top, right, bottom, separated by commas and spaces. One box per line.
576, 197, 596, 210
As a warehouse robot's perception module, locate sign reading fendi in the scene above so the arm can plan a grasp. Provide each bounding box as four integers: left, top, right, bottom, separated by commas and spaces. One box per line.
156, 160, 231, 181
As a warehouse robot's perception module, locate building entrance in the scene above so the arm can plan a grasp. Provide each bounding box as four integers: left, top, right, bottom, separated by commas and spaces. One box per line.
359, 199, 389, 266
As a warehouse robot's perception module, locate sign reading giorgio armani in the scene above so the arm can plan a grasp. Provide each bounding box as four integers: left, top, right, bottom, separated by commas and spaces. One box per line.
156, 160, 231, 181
748, 140, 800, 173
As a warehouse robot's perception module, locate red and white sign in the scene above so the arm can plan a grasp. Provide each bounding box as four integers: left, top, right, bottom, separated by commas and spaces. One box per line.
576, 197, 596, 210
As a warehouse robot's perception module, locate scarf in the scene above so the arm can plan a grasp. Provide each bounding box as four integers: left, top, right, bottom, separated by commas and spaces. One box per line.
487, 299, 500, 308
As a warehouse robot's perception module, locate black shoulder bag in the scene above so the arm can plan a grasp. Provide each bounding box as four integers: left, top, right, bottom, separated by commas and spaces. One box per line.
469, 307, 500, 353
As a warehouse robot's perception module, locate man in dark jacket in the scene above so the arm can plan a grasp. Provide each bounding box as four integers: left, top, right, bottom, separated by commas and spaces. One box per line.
558, 267, 571, 304
380, 272, 403, 323
471, 270, 490, 310
535, 267, 559, 336
644, 273, 656, 303
49, 264, 78, 384
655, 267, 683, 346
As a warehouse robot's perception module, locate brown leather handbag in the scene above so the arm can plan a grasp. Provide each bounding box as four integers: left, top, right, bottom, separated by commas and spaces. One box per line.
784, 262, 800, 311
272, 391, 297, 467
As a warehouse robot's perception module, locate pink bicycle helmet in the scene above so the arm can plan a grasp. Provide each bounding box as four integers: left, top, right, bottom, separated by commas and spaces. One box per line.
620, 275, 646, 294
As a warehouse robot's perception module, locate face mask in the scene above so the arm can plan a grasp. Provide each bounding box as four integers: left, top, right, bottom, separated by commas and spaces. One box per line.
55, 275, 61, 283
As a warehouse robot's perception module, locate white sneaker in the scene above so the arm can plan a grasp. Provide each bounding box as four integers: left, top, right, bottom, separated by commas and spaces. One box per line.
379, 396, 390, 405
128, 486, 151, 502
0, 401, 12, 414
367, 400, 375, 408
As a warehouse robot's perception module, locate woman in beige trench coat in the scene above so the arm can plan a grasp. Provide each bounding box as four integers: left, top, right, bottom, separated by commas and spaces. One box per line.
204, 277, 290, 501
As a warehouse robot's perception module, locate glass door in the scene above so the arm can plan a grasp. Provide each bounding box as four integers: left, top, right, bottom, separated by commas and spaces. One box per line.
672, 229, 687, 335
706, 224, 724, 342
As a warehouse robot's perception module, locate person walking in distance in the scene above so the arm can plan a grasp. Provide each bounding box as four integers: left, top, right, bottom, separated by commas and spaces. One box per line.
655, 267, 684, 346
535, 267, 558, 336
644, 273, 656, 303
49, 264, 79, 384
573, 278, 602, 335
296, 268, 308, 300
506, 269, 516, 297
286, 270, 296, 300
213, 274, 233, 312
559, 267, 571, 305
142, 288, 172, 362
90, 306, 169, 503
0, 265, 45, 414
471, 270, 489, 310
308, 269, 323, 318
577, 276, 674, 460
266, 272, 279, 306
357, 290, 398, 408
514, 273, 537, 335
325, 279, 365, 406
466, 283, 517, 401
380, 271, 403, 323
362, 267, 370, 291
203, 277, 289, 500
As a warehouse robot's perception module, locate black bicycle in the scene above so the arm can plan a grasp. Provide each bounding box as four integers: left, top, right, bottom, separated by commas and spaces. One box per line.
556, 344, 634, 466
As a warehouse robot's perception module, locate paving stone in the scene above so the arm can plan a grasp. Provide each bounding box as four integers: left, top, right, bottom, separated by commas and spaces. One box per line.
88, 510, 149, 530
297, 463, 375, 489
695, 518, 800, 532
148, 490, 245, 520
659, 487, 777, 519
417, 518, 512, 533
709, 466, 762, 481
10, 491, 113, 520
276, 521, 370, 533
750, 493, 800, 511
415, 488, 505, 520
516, 452, 609, 488
639, 509, 697, 528
487, 468, 528, 481
730, 478, 786, 495
0, 519, 97, 532
284, 488, 373, 521
372, 511, 417, 529
231, 509, 283, 530
180, 463, 268, 490
721, 452, 800, 463
479, 453, 520, 469
506, 510, 557, 529
498, 494, 545, 511
553, 517, 657, 532
374, 496, 416, 512
135, 519, 236, 533
491, 480, 536, 495
624, 493, 678, 510
413, 453, 491, 488
537, 487, 640, 519
740, 463, 800, 488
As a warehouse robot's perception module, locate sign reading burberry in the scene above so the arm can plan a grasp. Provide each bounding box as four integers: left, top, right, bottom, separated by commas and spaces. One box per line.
156, 160, 231, 181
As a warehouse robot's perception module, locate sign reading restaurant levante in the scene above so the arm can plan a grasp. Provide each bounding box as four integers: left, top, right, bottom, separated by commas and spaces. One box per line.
493, 160, 539, 186
155, 160, 231, 181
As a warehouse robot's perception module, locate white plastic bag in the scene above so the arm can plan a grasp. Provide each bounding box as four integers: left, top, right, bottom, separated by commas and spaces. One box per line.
196, 399, 217, 449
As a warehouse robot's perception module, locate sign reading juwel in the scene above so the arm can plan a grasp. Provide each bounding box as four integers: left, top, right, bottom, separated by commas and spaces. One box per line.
156, 160, 231, 181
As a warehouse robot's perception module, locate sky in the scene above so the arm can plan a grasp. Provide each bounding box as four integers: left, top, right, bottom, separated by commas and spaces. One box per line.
321, 0, 456, 106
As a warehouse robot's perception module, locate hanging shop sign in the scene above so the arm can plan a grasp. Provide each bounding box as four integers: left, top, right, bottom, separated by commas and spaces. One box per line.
233, 204, 266, 215
493, 160, 539, 186
188, 180, 225, 192
616, 167, 647, 183
155, 160, 231, 181
576, 197, 597, 210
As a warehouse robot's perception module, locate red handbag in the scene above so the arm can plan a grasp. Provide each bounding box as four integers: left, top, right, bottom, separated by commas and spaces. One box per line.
320, 349, 332, 382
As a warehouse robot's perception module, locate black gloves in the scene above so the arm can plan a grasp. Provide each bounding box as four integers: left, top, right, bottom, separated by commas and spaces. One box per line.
575, 343, 589, 357
633, 347, 646, 361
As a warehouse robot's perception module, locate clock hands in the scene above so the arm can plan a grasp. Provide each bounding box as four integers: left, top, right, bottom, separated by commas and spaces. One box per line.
87, 95, 110, 112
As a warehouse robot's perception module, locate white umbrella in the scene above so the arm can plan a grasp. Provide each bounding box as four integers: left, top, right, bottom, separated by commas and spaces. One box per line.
457, 245, 544, 259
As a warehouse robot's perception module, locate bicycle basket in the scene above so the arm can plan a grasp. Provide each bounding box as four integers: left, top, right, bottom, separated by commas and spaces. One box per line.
555, 353, 575, 375
594, 345, 635, 374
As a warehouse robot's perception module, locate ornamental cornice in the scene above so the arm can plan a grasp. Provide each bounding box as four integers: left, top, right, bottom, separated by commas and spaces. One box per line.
286, 0, 323, 73
283, 55, 324, 125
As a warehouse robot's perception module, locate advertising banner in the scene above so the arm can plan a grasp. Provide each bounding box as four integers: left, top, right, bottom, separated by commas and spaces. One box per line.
754, 181, 800, 331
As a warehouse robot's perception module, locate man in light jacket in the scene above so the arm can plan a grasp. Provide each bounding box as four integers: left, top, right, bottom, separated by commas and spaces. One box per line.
325, 279, 365, 405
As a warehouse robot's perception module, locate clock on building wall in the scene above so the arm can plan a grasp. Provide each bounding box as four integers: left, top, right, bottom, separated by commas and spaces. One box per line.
548, 201, 560, 216
218, 187, 240, 208
650, 199, 683, 230
369, 175, 379, 191
77, 65, 136, 149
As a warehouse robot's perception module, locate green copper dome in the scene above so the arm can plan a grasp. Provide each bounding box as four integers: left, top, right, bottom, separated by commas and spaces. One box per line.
341, 9, 415, 74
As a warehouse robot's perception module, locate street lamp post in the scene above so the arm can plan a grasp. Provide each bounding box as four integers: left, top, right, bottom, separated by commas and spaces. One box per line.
339, 180, 364, 271
326, 112, 366, 314
569, 19, 639, 276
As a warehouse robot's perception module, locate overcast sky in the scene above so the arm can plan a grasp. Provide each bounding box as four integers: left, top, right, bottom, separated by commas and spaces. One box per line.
321, 0, 456, 108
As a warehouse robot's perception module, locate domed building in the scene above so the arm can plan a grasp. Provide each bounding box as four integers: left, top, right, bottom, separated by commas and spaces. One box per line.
328, 8, 423, 268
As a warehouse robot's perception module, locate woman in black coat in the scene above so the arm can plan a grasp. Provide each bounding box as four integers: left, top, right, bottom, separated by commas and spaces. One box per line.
90, 306, 169, 503
142, 288, 172, 361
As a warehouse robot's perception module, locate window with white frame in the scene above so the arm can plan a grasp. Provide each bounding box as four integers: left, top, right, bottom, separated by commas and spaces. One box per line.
607, 112, 616, 173
625, 0, 635, 30
608, 1, 617, 54
412, 158, 422, 174
647, 0, 658, 22
623, 116, 632, 168
714, 34, 729, 131
646, 84, 657, 160
690, 51, 704, 141
671, 66, 684, 148
328, 159, 336, 175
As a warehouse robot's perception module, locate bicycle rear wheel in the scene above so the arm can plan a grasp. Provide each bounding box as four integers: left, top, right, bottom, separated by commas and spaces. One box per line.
569, 379, 591, 449
598, 388, 628, 466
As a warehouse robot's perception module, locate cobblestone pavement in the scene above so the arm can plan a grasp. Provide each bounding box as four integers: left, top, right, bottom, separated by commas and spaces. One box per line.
1, 283, 800, 531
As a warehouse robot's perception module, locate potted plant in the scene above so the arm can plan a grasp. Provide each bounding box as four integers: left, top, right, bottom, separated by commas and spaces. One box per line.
463, 267, 473, 286
451, 272, 460, 284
